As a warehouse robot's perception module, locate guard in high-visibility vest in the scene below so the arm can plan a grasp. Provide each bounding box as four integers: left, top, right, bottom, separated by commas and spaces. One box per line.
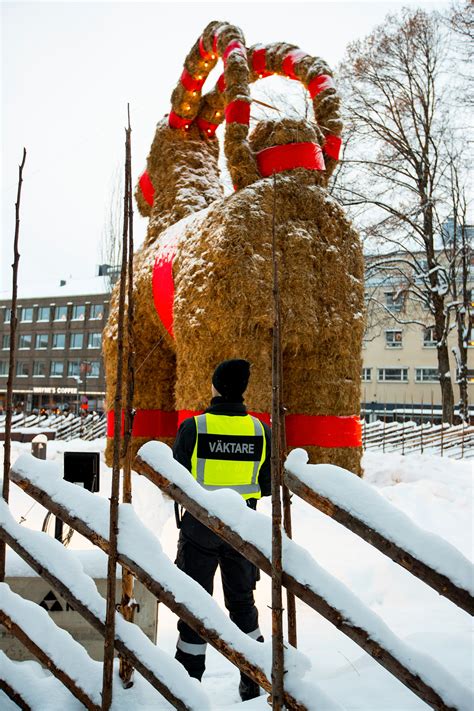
173, 359, 271, 701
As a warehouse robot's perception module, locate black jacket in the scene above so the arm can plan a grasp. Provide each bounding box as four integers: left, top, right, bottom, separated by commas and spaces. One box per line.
172, 397, 272, 501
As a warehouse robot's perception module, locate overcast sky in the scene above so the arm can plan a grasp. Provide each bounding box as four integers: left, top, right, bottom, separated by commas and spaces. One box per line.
1, 0, 447, 291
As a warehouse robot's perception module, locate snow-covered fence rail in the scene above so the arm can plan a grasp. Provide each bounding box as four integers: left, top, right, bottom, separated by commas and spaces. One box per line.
284, 451, 474, 616
0, 585, 102, 711
362, 421, 474, 459
133, 443, 472, 711
6, 454, 326, 711
0, 499, 209, 711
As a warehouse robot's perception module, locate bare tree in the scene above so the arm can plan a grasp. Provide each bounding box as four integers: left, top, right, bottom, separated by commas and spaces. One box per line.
334, 8, 471, 422
100, 168, 123, 291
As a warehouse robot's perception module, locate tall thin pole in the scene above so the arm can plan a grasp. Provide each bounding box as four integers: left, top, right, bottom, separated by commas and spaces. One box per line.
102, 116, 130, 709
280, 351, 296, 647
270, 174, 284, 709
0, 148, 26, 583
119, 106, 137, 688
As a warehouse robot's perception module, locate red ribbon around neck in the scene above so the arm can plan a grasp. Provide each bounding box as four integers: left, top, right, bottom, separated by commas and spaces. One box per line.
256, 142, 325, 177
139, 171, 155, 207
107, 409, 362, 448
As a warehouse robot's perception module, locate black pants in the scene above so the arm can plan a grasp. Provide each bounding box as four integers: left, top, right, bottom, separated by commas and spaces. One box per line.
175, 513, 262, 680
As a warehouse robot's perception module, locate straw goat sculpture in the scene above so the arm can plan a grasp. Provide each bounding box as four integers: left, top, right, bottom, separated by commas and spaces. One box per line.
104, 21, 365, 475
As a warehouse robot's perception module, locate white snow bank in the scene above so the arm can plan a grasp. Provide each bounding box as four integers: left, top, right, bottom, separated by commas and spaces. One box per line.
138, 441, 474, 711
285, 448, 474, 596
9, 454, 339, 711
0, 498, 210, 711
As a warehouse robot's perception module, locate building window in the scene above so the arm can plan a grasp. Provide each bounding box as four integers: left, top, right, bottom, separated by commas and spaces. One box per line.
19, 334, 32, 350
88, 332, 102, 349
377, 368, 409, 382
385, 330, 403, 348
467, 369, 474, 383
35, 333, 48, 350
16, 361, 29, 377
0, 361, 7, 376
20, 307, 33, 322
2, 335, 10, 350
415, 368, 439, 383
37, 306, 50, 322
70, 333, 84, 349
50, 361, 64, 378
54, 305, 68, 321
423, 326, 437, 348
88, 360, 100, 378
33, 361, 46, 377
384, 292, 403, 312
68, 360, 80, 378
4, 309, 11, 324
52, 333, 66, 349
90, 304, 104, 320
362, 367, 372, 382
72, 304, 85, 321
469, 327, 474, 348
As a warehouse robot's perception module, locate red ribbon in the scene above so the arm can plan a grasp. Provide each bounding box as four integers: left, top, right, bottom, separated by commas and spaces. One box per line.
107, 409, 362, 448
152, 240, 177, 338
168, 112, 191, 130
223, 40, 246, 63
225, 100, 250, 125
308, 74, 335, 98
180, 68, 206, 93
212, 33, 219, 54
323, 134, 342, 160
199, 35, 214, 60
216, 73, 226, 93
139, 170, 155, 207
196, 117, 218, 137
282, 50, 308, 80
256, 142, 325, 177
252, 47, 272, 78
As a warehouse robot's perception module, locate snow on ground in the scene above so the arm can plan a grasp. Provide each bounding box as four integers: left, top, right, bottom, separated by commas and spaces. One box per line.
1, 439, 473, 710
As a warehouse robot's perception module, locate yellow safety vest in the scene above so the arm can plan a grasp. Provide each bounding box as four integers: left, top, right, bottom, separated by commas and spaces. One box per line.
191, 413, 266, 500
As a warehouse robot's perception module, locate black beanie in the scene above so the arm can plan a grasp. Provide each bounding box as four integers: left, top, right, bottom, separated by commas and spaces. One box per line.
212, 359, 251, 402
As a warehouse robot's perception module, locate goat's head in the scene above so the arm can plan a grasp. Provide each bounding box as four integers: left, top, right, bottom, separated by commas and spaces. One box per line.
137, 22, 343, 232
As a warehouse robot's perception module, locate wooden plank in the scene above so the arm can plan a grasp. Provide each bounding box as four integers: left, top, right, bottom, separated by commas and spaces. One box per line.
8, 475, 307, 711
0, 679, 31, 711
133, 457, 457, 711
284, 470, 474, 616
0, 523, 191, 711
0, 608, 100, 711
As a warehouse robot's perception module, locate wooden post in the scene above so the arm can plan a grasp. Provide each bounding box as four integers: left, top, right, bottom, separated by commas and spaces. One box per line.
102, 117, 130, 710
270, 174, 284, 709
119, 106, 137, 688
0, 148, 26, 583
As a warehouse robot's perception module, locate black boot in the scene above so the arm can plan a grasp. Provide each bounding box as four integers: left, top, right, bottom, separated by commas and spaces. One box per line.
239, 673, 260, 701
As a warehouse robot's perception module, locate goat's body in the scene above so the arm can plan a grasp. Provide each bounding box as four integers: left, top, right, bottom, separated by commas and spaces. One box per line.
104, 169, 364, 474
